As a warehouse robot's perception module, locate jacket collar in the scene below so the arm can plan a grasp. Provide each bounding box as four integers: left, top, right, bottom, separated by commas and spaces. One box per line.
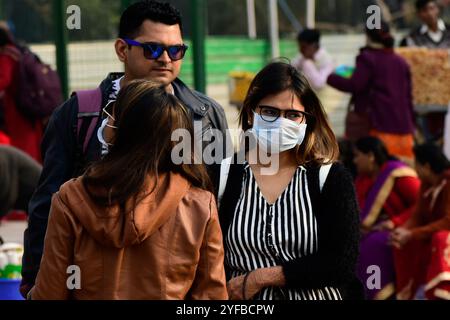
172, 78, 209, 117
101, 74, 209, 118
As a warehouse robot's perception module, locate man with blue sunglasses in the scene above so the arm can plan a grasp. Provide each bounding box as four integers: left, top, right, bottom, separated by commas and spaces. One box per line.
21, 0, 229, 298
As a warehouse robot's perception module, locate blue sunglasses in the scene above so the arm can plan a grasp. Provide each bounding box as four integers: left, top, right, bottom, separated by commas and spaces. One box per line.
123, 38, 188, 61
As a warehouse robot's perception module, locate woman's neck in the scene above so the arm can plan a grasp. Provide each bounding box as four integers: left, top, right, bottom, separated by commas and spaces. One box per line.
250, 150, 298, 175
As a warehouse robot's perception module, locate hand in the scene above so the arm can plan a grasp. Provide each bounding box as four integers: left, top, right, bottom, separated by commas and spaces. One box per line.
226, 270, 262, 300
390, 227, 412, 249
373, 220, 395, 231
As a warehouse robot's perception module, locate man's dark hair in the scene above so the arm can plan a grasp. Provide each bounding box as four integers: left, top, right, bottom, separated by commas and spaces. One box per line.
365, 20, 394, 49
119, 0, 182, 39
414, 143, 450, 174
296, 29, 321, 44
416, 0, 436, 11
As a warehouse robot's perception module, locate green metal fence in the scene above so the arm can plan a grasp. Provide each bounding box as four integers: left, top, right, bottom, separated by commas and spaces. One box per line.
2, 0, 299, 97
180, 37, 298, 86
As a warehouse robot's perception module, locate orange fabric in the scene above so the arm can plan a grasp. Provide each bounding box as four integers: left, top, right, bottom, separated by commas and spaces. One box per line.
370, 129, 414, 160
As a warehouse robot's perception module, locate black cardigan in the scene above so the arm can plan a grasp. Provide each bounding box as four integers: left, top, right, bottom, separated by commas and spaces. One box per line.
218, 158, 365, 300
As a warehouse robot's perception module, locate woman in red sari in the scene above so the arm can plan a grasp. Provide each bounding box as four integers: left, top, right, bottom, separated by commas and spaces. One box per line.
392, 143, 450, 300
0, 24, 42, 162
353, 137, 421, 299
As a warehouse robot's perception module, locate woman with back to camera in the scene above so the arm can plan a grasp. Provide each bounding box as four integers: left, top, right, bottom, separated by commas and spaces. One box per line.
327, 21, 415, 161
219, 62, 364, 300
30, 80, 228, 300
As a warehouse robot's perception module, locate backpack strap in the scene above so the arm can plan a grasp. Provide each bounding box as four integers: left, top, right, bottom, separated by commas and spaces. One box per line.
218, 156, 233, 208
74, 88, 102, 153
219, 160, 333, 202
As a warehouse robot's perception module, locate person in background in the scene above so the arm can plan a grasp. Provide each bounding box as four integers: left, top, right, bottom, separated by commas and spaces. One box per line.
291, 29, 334, 91
0, 23, 43, 162
327, 21, 415, 161
401, 0, 450, 48
220, 62, 363, 300
0, 145, 42, 219
353, 137, 420, 300
31, 80, 227, 300
401, 0, 450, 145
391, 143, 450, 300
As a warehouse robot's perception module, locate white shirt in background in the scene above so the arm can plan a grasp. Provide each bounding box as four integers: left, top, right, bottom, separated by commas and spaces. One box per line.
291, 48, 335, 91
420, 19, 446, 44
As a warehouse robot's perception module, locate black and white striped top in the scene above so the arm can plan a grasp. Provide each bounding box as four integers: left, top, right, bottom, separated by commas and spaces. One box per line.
225, 162, 342, 300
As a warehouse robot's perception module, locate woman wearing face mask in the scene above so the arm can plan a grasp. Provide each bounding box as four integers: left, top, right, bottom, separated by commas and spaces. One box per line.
30, 80, 228, 299
219, 62, 363, 300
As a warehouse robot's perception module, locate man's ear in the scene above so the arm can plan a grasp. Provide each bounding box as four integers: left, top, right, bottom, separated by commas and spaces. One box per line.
115, 38, 128, 63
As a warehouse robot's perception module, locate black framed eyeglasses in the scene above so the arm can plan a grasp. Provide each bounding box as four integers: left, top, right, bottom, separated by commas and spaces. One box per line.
123, 38, 188, 61
256, 105, 311, 123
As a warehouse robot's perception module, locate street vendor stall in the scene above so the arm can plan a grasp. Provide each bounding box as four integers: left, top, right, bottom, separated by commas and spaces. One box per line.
396, 48, 450, 142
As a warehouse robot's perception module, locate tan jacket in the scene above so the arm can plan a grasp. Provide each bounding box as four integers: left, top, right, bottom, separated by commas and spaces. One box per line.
32, 173, 228, 300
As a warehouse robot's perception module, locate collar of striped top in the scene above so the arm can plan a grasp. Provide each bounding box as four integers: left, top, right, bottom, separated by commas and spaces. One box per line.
243, 160, 307, 172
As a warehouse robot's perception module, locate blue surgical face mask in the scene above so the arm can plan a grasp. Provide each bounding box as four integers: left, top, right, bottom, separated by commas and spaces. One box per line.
250, 111, 307, 154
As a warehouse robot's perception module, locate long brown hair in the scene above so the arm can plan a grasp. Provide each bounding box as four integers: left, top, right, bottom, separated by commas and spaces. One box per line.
240, 61, 339, 165
83, 80, 212, 207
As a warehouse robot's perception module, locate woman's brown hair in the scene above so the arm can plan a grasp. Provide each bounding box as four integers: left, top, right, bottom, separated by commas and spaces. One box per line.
239, 61, 339, 165
83, 79, 212, 207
